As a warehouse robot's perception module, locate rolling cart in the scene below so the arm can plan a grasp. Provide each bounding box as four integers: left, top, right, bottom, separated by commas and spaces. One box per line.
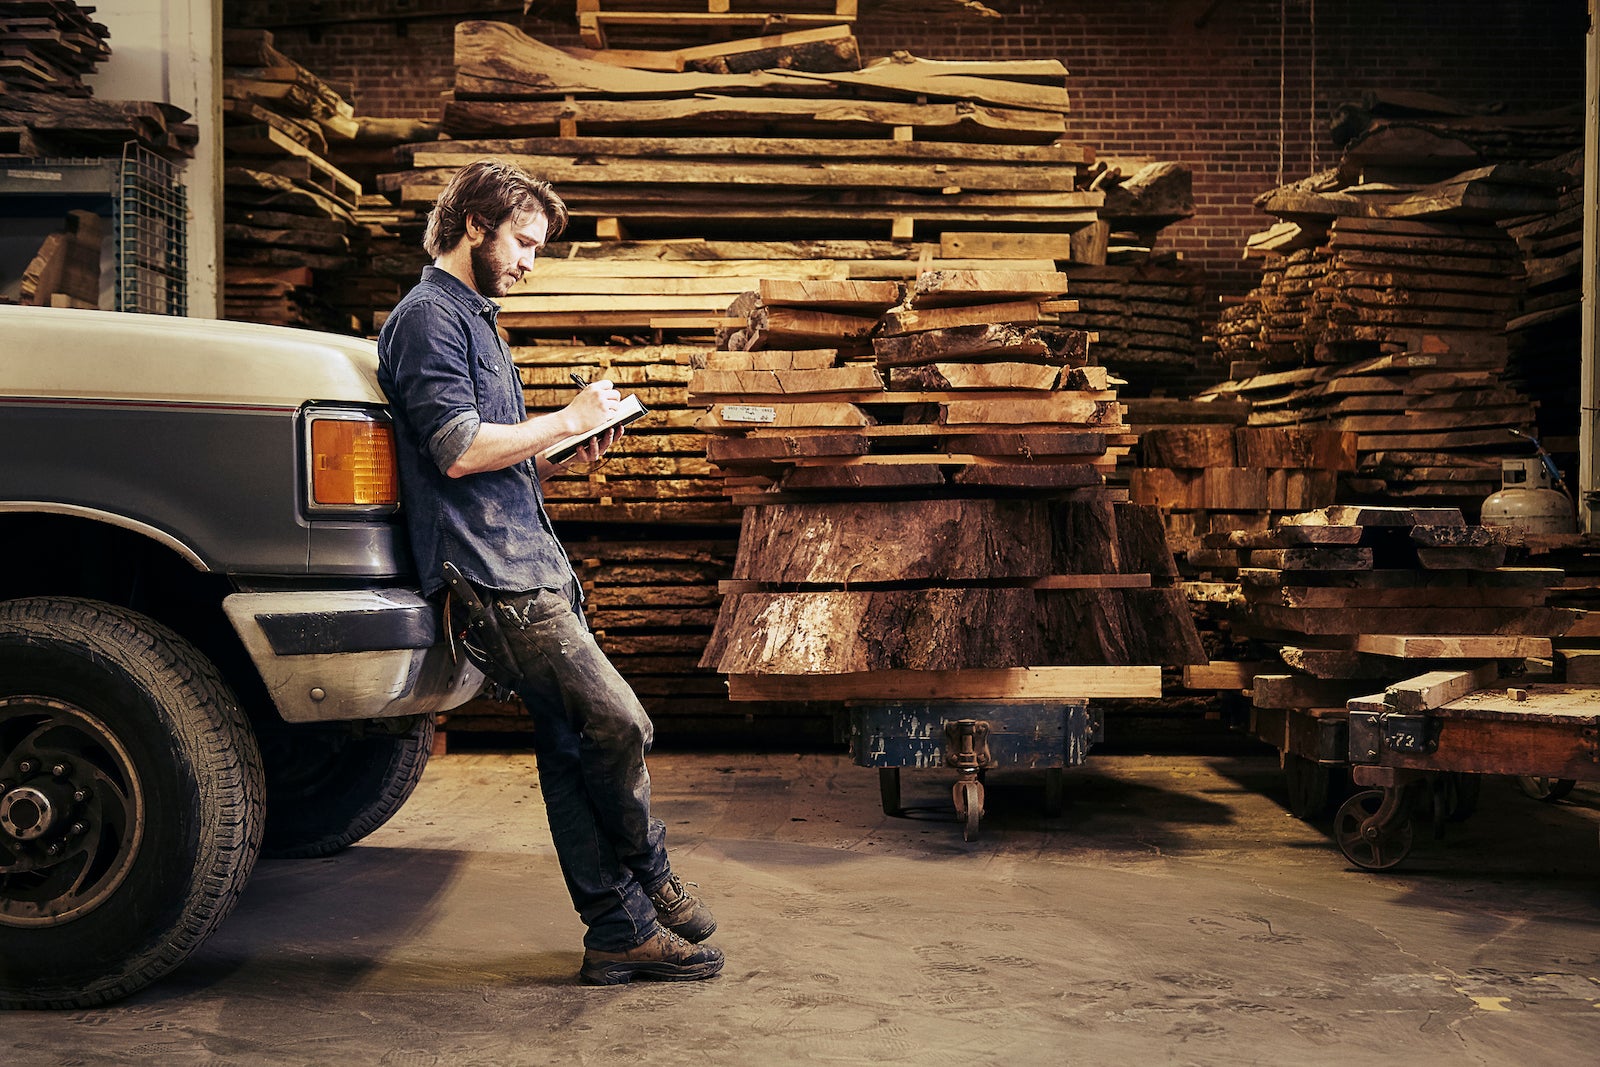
1333, 672, 1599, 869
849, 700, 1100, 841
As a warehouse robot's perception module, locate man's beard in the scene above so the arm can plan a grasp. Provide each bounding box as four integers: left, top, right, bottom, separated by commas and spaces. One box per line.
470, 239, 515, 297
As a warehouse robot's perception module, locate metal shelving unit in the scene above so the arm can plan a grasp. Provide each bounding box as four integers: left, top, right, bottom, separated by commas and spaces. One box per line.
0, 144, 187, 315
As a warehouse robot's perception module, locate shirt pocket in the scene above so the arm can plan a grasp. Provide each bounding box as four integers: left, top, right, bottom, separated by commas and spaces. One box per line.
473, 349, 519, 423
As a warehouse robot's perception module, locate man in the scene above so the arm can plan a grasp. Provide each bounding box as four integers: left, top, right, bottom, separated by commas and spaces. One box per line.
377, 159, 722, 985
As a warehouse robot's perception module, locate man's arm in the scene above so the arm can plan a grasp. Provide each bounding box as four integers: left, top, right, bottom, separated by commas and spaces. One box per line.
447, 381, 621, 478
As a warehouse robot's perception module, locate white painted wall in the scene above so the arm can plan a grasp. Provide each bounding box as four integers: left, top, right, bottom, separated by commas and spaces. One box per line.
86, 0, 222, 318
1582, 0, 1598, 529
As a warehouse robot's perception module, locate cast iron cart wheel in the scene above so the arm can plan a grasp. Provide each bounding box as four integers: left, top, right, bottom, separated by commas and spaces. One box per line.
1283, 753, 1333, 820
1333, 788, 1414, 871
257, 715, 434, 859
1516, 775, 1578, 802
878, 767, 902, 816
0, 597, 265, 1008
953, 780, 984, 842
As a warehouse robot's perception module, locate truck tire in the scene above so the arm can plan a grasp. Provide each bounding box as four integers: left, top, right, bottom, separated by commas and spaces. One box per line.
0, 597, 265, 1009
258, 715, 434, 859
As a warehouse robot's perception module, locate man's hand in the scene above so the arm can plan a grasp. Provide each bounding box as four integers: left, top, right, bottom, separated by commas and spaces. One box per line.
572, 425, 622, 464
565, 379, 624, 463
568, 379, 621, 431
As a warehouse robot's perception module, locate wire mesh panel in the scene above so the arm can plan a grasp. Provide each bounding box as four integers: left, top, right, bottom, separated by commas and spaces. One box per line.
116, 143, 187, 316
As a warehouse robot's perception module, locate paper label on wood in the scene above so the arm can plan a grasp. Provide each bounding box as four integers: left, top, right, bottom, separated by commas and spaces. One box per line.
720, 404, 778, 423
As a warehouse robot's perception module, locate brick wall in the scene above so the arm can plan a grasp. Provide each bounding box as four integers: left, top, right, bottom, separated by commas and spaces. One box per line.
234, 0, 1587, 298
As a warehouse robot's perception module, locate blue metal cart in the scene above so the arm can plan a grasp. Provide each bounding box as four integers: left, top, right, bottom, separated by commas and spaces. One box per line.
849, 700, 1100, 841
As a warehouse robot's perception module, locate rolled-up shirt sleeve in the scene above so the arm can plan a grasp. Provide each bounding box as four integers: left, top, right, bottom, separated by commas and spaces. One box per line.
382, 299, 482, 474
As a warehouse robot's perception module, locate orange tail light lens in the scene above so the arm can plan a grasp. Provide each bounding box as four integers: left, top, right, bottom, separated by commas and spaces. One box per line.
310, 416, 399, 507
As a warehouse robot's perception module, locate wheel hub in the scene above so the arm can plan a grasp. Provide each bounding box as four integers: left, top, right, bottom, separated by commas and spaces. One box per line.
0, 782, 66, 841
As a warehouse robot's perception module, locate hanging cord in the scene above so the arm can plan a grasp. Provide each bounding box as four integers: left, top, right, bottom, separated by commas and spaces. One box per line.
1308, 0, 1318, 173
1278, 0, 1287, 186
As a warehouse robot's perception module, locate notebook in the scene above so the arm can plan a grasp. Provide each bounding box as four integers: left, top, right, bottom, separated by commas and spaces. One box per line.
540, 393, 649, 464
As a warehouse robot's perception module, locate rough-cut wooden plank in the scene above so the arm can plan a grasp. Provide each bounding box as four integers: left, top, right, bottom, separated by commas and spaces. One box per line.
702, 588, 1047, 673
1252, 674, 1371, 710
687, 366, 884, 398
721, 293, 880, 349
703, 349, 838, 371
1280, 505, 1466, 528
725, 667, 1162, 701
873, 323, 1089, 366
887, 362, 1061, 391
878, 298, 1043, 336
758, 278, 901, 308
1249, 605, 1576, 637
941, 430, 1108, 456
1244, 585, 1548, 609
1245, 547, 1374, 571
1277, 647, 1412, 680
1215, 526, 1365, 548
1183, 661, 1270, 690
1234, 427, 1357, 471
909, 270, 1068, 307
939, 395, 1121, 426
950, 464, 1103, 489
1384, 665, 1501, 712
780, 464, 945, 490
1139, 426, 1236, 468
697, 402, 870, 431
1354, 634, 1554, 658
672, 25, 860, 74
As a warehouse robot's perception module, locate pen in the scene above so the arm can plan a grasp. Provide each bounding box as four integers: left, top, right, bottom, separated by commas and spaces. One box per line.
569, 372, 589, 389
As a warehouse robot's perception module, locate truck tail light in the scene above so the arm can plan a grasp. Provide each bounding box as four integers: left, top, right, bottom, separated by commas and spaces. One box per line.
303, 408, 400, 514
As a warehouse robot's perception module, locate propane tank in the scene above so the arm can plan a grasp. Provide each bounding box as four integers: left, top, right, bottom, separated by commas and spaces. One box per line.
1481, 457, 1576, 535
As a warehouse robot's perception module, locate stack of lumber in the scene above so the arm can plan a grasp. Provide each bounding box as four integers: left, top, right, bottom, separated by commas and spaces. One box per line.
0, 0, 107, 95
517, 342, 736, 523
702, 497, 1203, 701
692, 270, 1127, 499
1329, 89, 1585, 182
494, 239, 1067, 336
1054, 258, 1206, 395
1206, 216, 1542, 508
380, 21, 1098, 245
1501, 148, 1584, 463
222, 29, 364, 332
1131, 425, 1355, 562
319, 118, 440, 336
16, 206, 99, 307
695, 269, 1204, 705
571, 0, 858, 51
0, 1, 193, 159
1205, 92, 1584, 511
1206, 504, 1580, 813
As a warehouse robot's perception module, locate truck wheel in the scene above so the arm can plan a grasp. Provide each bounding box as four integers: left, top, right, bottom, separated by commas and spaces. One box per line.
0, 597, 265, 1009
258, 716, 434, 859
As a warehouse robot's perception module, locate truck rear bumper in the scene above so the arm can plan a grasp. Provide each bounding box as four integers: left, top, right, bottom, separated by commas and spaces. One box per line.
222, 590, 484, 723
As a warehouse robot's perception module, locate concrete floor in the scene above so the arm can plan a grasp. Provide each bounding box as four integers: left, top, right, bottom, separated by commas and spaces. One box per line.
5, 749, 1599, 1066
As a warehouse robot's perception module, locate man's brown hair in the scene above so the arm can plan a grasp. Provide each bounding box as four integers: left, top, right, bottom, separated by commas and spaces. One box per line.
423, 158, 569, 257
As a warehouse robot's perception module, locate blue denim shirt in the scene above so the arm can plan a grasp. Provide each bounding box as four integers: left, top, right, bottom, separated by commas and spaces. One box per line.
377, 266, 574, 598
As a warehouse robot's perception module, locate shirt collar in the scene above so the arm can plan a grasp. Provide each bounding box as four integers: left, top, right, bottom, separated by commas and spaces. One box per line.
420, 264, 498, 318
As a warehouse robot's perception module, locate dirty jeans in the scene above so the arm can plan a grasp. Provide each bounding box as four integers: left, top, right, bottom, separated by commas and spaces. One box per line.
494, 582, 670, 951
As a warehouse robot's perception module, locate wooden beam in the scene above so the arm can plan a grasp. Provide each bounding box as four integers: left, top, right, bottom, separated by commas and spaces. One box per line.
725, 666, 1162, 701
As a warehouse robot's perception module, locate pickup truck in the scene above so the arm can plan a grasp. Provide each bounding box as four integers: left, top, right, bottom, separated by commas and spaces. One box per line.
0, 305, 483, 1008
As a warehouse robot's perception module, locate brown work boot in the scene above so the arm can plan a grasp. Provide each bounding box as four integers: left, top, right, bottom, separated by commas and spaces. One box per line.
646, 873, 717, 943
579, 927, 724, 986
